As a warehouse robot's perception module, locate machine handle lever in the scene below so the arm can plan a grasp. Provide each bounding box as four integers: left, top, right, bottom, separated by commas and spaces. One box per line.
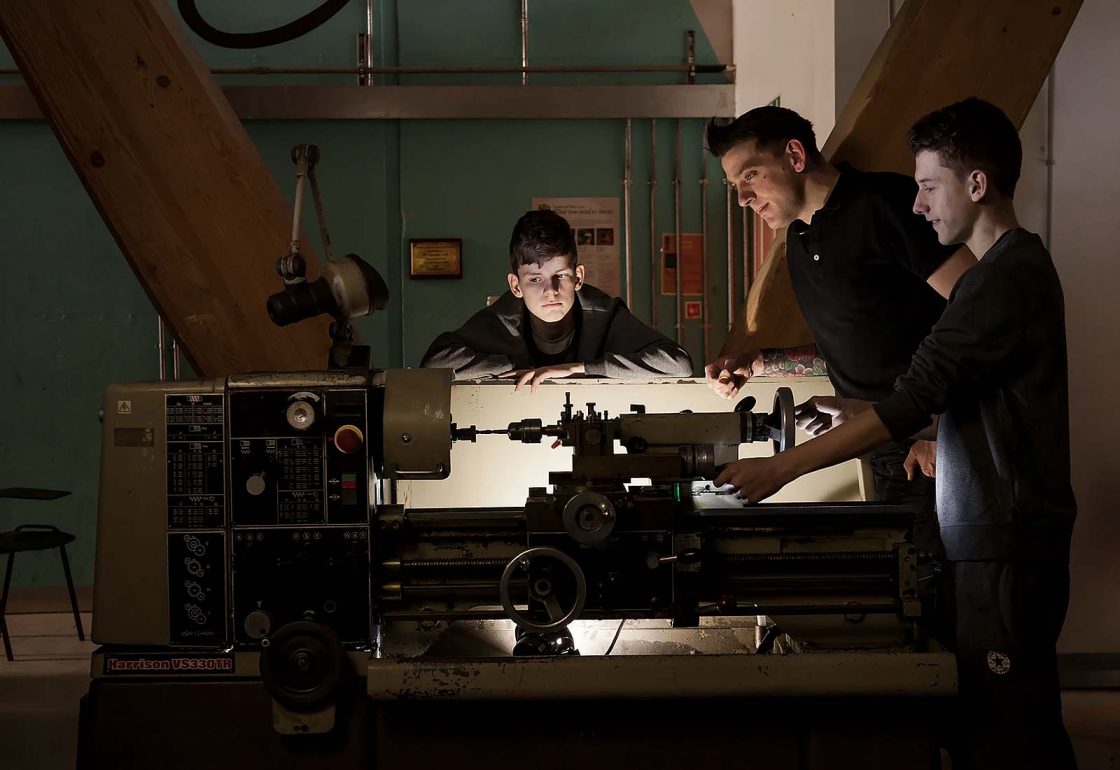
391, 465, 446, 478
647, 548, 701, 569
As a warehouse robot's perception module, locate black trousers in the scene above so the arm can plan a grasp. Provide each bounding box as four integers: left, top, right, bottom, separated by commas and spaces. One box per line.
868, 440, 949, 645
868, 439, 939, 557
944, 560, 1077, 770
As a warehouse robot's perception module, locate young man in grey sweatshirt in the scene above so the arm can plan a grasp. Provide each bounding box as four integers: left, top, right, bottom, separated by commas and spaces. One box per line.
421, 209, 692, 391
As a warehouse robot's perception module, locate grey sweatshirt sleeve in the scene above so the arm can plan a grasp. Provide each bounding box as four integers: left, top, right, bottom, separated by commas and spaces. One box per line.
419, 335, 514, 380
582, 304, 694, 378
873, 259, 1026, 440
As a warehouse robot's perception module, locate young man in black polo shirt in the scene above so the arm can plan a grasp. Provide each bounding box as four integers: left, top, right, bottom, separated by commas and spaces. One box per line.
704, 106, 976, 566
714, 97, 1077, 770
420, 209, 692, 391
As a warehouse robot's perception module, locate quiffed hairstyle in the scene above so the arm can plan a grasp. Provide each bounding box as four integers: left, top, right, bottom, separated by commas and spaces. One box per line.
907, 97, 1022, 198
705, 105, 824, 163
509, 209, 578, 274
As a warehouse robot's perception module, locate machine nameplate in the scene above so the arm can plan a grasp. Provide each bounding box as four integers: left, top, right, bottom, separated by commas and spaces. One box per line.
102, 652, 235, 676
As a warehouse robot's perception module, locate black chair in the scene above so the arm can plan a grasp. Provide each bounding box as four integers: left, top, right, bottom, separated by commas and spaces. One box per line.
0, 488, 86, 661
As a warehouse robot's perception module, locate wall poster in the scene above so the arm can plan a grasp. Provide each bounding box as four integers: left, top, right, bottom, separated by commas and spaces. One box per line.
661, 232, 704, 296
530, 196, 621, 299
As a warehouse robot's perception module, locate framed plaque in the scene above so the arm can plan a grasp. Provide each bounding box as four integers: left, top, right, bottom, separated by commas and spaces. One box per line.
409, 238, 462, 279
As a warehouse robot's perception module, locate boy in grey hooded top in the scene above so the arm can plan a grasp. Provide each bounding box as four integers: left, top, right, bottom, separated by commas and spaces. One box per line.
421, 210, 692, 388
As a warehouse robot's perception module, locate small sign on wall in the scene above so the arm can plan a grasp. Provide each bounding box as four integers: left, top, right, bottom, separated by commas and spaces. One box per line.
661, 233, 704, 295
410, 239, 462, 279
684, 300, 703, 320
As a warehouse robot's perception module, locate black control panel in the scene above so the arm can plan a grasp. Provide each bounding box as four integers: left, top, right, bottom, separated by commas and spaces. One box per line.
166, 394, 225, 530
167, 532, 228, 645
225, 387, 373, 647
231, 527, 370, 645
155, 385, 374, 648
228, 389, 369, 526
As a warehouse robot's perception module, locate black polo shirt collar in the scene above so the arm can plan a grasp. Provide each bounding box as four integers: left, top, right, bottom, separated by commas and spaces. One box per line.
791, 162, 857, 236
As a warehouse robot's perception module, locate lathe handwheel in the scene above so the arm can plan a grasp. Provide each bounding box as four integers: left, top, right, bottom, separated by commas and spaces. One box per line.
259, 621, 346, 711
499, 547, 587, 634
770, 386, 796, 453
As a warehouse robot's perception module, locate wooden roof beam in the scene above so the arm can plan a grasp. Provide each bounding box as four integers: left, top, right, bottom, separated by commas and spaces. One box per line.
0, 0, 333, 376
734, 0, 1082, 356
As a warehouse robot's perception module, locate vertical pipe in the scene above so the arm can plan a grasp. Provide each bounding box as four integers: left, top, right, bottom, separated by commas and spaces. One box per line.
520, 0, 529, 86
725, 179, 734, 331
741, 206, 751, 300
649, 119, 659, 329
685, 31, 696, 84
382, 0, 404, 367
624, 119, 633, 308
172, 337, 181, 380
673, 119, 683, 344
747, 212, 756, 290
675, 32, 691, 344
157, 317, 167, 381
699, 138, 710, 362
357, 0, 374, 86
365, 0, 374, 85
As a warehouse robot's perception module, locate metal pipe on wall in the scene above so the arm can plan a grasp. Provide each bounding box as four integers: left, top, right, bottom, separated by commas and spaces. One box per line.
520, 0, 529, 86
157, 317, 167, 381
623, 118, 633, 309
699, 136, 710, 362
741, 206, 752, 301
673, 118, 683, 344
725, 179, 734, 331
649, 119, 659, 329
210, 64, 731, 76
0, 64, 730, 77
364, 0, 374, 86
747, 214, 756, 291
676, 32, 693, 349
357, 0, 374, 85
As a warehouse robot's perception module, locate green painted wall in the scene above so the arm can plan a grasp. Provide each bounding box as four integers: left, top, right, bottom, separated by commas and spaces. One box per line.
0, 1, 730, 586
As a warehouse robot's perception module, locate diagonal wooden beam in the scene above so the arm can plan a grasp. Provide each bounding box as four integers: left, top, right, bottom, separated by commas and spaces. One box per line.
824, 0, 1083, 172
0, 0, 332, 376
731, 0, 1082, 356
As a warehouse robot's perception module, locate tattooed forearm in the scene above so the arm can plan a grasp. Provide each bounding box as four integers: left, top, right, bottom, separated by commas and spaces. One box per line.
756, 344, 826, 377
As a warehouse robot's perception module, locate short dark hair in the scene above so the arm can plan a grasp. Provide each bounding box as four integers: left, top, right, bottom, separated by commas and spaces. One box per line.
705, 105, 824, 162
907, 97, 1022, 198
509, 209, 578, 273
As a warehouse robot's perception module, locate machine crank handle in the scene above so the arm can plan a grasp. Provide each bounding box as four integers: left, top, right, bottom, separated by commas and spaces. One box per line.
734, 387, 796, 453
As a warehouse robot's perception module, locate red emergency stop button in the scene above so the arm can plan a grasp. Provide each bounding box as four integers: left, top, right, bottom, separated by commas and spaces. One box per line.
333, 424, 364, 454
